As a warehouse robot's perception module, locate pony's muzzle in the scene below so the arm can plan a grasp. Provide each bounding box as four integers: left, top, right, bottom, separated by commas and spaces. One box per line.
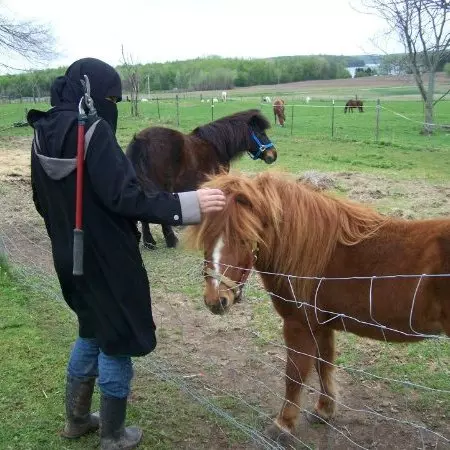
263, 149, 277, 164
204, 295, 228, 315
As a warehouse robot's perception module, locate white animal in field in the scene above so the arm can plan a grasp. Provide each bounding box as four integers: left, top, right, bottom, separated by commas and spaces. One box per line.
141, 98, 149, 102
213, 98, 219, 103
221, 91, 227, 102
305, 96, 311, 104
262, 96, 271, 103
206, 99, 210, 103
201, 99, 205, 103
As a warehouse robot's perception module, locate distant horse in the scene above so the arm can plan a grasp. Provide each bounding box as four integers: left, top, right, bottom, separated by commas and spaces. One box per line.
262, 96, 271, 103
126, 110, 277, 249
185, 171, 450, 445
344, 99, 364, 113
273, 98, 286, 127
221, 91, 227, 102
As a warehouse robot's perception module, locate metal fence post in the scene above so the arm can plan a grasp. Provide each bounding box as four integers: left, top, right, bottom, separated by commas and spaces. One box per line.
375, 98, 381, 142
156, 97, 160, 120
331, 99, 335, 138
290, 104, 294, 136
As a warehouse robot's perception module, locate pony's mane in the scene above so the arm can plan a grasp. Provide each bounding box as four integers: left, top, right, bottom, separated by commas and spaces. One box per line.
184, 171, 390, 299
191, 109, 270, 163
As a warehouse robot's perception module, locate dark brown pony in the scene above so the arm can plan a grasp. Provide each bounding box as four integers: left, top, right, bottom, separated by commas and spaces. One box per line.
126, 110, 277, 249
273, 98, 286, 126
185, 171, 450, 444
344, 99, 364, 113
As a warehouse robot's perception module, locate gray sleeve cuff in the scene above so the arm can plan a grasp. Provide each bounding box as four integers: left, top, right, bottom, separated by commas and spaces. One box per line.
178, 191, 201, 225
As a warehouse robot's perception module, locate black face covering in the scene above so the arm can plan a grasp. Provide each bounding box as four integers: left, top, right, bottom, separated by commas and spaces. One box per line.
50, 57, 122, 133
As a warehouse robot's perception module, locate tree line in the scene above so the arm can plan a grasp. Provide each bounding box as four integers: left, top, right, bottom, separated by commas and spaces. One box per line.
0, 55, 365, 99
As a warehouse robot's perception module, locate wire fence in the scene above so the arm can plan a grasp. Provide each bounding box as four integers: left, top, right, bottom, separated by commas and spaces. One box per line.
0, 178, 449, 449
1, 96, 449, 152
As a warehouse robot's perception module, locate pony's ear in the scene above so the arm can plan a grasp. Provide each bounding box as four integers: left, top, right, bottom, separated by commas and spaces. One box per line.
249, 112, 270, 130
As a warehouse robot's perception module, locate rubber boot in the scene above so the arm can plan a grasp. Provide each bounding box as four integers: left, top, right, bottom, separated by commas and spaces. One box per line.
100, 394, 143, 450
61, 375, 100, 438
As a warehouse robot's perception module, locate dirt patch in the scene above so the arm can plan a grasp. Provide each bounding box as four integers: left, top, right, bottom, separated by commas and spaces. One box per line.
1, 158, 449, 449
0, 136, 32, 182
300, 169, 450, 220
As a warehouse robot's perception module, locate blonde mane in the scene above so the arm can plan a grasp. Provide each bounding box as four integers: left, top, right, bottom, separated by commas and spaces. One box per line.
183, 171, 390, 299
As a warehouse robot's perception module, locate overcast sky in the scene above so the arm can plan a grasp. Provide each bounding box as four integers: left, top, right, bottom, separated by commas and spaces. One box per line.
2, 0, 402, 72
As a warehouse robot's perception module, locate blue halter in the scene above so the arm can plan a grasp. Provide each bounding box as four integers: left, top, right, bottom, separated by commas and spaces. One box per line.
249, 131, 274, 160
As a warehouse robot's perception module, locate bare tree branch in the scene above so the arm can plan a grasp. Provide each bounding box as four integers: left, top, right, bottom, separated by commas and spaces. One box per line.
0, 15, 56, 67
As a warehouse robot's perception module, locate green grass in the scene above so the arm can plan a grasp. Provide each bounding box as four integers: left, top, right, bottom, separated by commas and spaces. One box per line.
0, 259, 260, 449
1, 81, 450, 446
1, 96, 450, 180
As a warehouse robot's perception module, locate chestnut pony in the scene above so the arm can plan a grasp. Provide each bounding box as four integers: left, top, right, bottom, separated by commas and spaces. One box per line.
126, 110, 277, 249
344, 99, 364, 113
185, 171, 450, 443
273, 98, 286, 126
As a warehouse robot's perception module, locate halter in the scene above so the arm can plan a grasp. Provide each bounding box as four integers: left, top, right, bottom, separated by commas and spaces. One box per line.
249, 131, 274, 160
204, 242, 259, 294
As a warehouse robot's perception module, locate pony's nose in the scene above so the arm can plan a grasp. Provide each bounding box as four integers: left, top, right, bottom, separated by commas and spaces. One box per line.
264, 150, 277, 164
219, 296, 228, 309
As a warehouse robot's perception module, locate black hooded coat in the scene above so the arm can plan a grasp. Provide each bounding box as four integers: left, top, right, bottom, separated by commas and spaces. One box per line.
27, 58, 195, 356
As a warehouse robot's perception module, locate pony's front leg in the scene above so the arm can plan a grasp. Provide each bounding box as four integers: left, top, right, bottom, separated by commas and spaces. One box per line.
266, 321, 317, 443
142, 221, 157, 249
162, 224, 179, 248
311, 327, 337, 422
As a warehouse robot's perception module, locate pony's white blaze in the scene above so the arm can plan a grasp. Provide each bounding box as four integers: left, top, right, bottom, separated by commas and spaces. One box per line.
212, 235, 224, 288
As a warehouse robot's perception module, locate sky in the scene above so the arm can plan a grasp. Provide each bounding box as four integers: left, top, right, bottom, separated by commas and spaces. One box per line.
1, 0, 402, 72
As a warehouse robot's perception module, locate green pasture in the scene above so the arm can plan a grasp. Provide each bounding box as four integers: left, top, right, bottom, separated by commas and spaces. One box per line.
0, 84, 449, 448
2, 95, 449, 182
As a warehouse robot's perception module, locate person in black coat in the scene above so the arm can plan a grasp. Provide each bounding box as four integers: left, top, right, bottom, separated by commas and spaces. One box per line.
27, 57, 225, 449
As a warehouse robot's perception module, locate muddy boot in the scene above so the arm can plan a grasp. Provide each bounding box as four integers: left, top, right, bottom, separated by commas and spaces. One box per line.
61, 375, 99, 438
100, 394, 143, 450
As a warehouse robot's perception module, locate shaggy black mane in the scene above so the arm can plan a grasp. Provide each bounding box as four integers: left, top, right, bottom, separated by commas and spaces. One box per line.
191, 109, 270, 162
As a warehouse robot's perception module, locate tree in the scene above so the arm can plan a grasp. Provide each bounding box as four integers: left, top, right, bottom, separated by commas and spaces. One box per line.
0, 14, 55, 70
120, 45, 139, 117
361, 0, 450, 134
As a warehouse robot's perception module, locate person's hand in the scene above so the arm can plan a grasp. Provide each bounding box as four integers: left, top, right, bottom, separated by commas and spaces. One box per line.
196, 188, 226, 214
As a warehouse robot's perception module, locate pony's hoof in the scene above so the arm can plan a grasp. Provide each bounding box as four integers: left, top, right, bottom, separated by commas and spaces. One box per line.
166, 237, 179, 248
264, 422, 295, 448
304, 410, 328, 425
143, 242, 156, 250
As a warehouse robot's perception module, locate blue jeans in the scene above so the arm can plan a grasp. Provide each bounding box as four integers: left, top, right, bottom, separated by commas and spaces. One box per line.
67, 337, 133, 399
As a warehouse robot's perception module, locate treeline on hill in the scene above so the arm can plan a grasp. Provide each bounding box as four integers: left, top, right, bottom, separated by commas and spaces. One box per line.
0, 55, 367, 99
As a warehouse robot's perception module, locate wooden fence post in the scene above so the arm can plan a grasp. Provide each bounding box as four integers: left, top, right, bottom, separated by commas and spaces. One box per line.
176, 94, 180, 127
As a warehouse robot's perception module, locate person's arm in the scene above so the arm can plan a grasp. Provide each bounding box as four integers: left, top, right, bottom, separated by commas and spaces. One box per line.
85, 121, 199, 225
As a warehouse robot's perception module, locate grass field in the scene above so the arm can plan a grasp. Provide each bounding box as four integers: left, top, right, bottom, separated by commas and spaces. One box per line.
0, 76, 449, 449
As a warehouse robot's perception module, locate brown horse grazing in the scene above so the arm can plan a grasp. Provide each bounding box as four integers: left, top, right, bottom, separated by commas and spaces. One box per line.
184, 171, 450, 445
126, 109, 277, 249
344, 99, 364, 113
273, 98, 286, 126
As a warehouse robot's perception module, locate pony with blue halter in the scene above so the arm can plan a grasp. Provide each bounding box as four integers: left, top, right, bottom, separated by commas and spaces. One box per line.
126, 109, 277, 249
